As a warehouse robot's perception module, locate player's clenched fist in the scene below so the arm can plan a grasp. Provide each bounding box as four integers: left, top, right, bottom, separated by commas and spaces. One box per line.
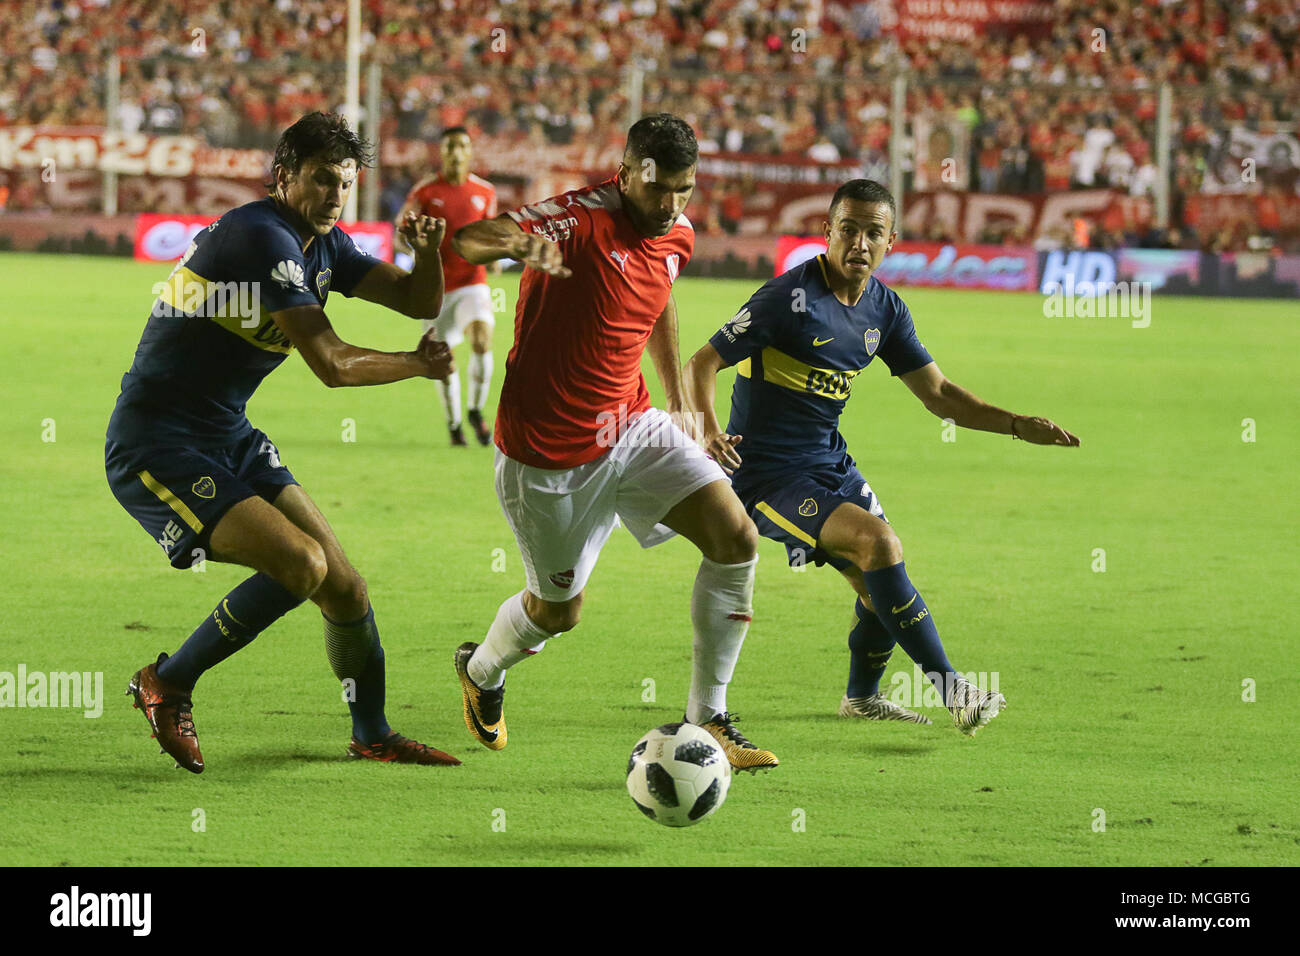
400, 212, 447, 258
417, 329, 456, 381
1011, 415, 1080, 446
511, 233, 572, 278
701, 431, 744, 474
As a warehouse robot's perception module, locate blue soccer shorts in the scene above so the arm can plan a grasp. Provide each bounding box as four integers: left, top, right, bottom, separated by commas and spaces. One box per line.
105, 427, 298, 569
737, 461, 887, 571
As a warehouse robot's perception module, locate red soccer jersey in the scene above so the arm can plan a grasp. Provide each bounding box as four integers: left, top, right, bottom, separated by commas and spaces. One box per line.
405, 172, 497, 292
496, 176, 693, 469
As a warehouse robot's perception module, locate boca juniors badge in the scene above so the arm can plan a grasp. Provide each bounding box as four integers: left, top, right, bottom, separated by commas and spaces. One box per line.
316, 268, 332, 298
864, 328, 881, 356
797, 498, 818, 517
192, 476, 216, 499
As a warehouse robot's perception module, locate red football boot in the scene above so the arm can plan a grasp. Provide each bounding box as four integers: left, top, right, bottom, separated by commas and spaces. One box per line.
127, 653, 204, 774
346, 731, 461, 766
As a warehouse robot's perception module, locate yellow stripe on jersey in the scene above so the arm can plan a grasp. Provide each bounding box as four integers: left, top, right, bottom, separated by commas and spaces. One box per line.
816, 254, 831, 286
154, 266, 292, 354
736, 357, 752, 378
755, 501, 817, 547
138, 470, 204, 534
759, 348, 861, 400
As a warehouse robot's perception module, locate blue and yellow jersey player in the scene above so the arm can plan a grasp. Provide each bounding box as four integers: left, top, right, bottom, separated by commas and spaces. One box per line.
108, 112, 464, 772
686, 179, 1079, 736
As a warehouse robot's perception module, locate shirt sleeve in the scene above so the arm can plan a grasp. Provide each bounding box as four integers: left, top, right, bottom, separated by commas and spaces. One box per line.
504, 190, 592, 253
232, 220, 318, 313
876, 292, 933, 376
707, 281, 792, 367
330, 228, 382, 298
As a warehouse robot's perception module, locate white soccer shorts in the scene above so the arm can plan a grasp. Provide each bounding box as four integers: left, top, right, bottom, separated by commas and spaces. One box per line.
421, 283, 494, 348
494, 407, 728, 602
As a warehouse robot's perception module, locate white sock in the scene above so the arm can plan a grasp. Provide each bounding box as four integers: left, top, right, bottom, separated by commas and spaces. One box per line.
469, 590, 551, 689
686, 555, 757, 724
438, 370, 462, 428
468, 351, 493, 411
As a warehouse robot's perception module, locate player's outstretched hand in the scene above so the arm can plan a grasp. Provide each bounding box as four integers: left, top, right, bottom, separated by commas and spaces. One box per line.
702, 431, 744, 474
417, 329, 455, 381
400, 212, 446, 259
1013, 415, 1080, 446
512, 234, 572, 278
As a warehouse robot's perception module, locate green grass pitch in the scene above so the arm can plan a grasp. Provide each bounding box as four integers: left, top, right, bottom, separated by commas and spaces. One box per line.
0, 252, 1295, 866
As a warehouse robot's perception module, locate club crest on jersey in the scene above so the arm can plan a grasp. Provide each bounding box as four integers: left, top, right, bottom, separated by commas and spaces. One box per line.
192, 477, 216, 499
549, 569, 575, 589
471, 195, 486, 211
864, 328, 881, 356
316, 268, 332, 298
665, 253, 680, 282
797, 498, 818, 517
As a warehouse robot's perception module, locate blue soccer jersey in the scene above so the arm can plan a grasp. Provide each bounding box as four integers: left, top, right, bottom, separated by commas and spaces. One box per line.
708, 254, 932, 492
106, 199, 380, 447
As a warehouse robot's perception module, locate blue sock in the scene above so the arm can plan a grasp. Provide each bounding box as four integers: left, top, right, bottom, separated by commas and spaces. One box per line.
861, 561, 958, 704
847, 598, 895, 698
157, 573, 304, 690
326, 608, 391, 745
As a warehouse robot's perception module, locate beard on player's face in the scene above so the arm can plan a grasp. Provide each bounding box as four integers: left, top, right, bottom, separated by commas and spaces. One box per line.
619, 161, 695, 237
278, 158, 356, 236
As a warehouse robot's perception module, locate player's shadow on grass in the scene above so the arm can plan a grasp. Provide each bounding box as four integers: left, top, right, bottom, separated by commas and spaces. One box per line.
231, 749, 356, 768
458, 837, 633, 861
859, 741, 941, 756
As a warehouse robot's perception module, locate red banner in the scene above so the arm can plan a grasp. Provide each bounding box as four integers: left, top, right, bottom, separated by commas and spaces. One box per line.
0, 126, 268, 178
902, 189, 1152, 244
1184, 194, 1300, 240
870, 0, 1056, 41
134, 214, 394, 263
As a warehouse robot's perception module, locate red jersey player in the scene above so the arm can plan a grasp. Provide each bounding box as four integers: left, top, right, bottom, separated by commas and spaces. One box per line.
449, 114, 777, 773
396, 127, 498, 446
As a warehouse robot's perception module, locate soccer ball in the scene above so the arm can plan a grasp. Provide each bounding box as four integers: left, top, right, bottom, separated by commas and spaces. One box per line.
626, 722, 731, 827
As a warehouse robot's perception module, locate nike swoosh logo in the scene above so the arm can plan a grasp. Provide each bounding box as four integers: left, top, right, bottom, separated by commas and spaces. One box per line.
891, 594, 918, 615
813, 337, 834, 346
221, 599, 247, 627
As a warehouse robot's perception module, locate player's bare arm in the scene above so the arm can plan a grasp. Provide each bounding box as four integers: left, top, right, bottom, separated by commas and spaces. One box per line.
900, 361, 1080, 446
270, 303, 454, 386
452, 215, 572, 277
683, 341, 744, 473
351, 213, 445, 320
646, 295, 696, 437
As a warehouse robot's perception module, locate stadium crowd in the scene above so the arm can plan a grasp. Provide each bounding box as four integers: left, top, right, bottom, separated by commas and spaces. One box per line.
2, 0, 1297, 248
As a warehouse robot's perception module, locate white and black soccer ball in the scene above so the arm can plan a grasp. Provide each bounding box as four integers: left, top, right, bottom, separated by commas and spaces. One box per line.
626, 722, 731, 827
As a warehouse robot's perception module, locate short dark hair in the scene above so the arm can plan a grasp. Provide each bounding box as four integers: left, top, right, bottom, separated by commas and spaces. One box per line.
829, 179, 896, 228
268, 112, 373, 192
441, 126, 470, 140
624, 113, 698, 173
